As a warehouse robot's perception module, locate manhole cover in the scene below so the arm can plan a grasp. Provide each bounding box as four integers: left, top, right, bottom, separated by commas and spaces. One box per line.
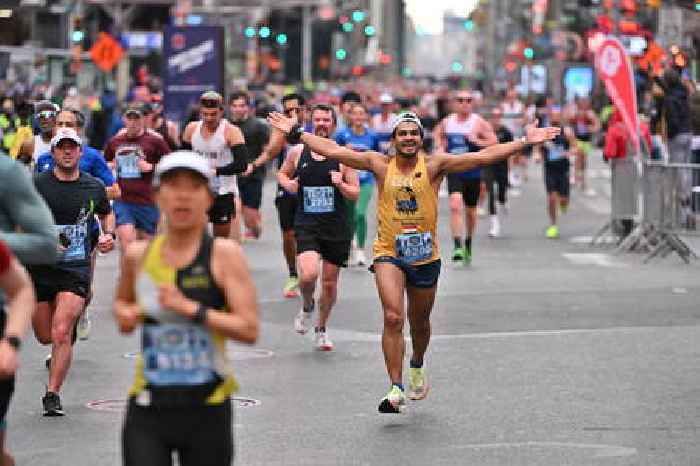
86, 397, 260, 412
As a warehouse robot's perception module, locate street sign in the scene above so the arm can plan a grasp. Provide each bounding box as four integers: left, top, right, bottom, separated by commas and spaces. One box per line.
89, 32, 124, 72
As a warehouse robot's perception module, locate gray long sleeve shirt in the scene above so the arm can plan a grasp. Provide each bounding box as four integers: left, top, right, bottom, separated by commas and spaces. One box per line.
0, 155, 57, 265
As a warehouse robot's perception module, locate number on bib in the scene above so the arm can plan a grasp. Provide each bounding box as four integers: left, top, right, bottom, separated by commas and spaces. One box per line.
395, 232, 433, 264
303, 186, 335, 213
117, 154, 141, 179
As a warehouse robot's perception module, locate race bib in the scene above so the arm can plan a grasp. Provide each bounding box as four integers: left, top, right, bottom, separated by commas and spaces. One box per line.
303, 186, 334, 213
546, 142, 566, 161
395, 231, 433, 264
116, 153, 141, 179
56, 224, 87, 262
142, 323, 216, 386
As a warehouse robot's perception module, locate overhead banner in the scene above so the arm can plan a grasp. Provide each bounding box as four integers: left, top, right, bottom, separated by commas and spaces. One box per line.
594, 36, 640, 153
163, 26, 224, 125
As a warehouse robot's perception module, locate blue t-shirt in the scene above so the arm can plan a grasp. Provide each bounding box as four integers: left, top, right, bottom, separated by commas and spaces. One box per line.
335, 127, 380, 184
36, 146, 115, 187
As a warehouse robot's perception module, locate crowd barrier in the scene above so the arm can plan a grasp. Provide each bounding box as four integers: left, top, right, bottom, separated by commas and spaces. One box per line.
591, 156, 699, 264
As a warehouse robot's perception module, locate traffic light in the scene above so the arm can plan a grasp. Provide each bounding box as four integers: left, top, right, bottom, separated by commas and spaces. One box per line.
463, 20, 474, 31
342, 22, 354, 33
276, 33, 287, 45
258, 26, 271, 39
364, 25, 375, 37
244, 27, 256, 38
335, 48, 347, 60
451, 61, 463, 73
524, 47, 534, 60
352, 10, 365, 22
71, 17, 84, 43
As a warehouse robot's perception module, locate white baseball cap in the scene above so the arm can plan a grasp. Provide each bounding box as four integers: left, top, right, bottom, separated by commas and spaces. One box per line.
153, 151, 215, 193
379, 93, 394, 104
50, 128, 82, 148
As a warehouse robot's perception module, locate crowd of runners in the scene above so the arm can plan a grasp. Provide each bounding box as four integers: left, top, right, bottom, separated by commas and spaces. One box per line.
1, 80, 611, 465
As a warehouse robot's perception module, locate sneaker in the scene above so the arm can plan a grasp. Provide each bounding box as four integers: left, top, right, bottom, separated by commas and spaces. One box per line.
408, 367, 429, 400
463, 248, 472, 266
451, 247, 465, 262
77, 309, 91, 341
42, 391, 64, 417
294, 303, 313, 335
488, 215, 501, 238
315, 330, 334, 351
355, 249, 367, 267
546, 225, 560, 239
283, 276, 300, 298
378, 385, 407, 414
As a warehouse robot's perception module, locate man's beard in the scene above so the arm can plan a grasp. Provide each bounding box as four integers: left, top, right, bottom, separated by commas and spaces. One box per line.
314, 128, 330, 138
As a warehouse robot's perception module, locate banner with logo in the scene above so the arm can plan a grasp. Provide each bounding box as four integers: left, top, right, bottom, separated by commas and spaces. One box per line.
594, 37, 640, 154
163, 26, 224, 126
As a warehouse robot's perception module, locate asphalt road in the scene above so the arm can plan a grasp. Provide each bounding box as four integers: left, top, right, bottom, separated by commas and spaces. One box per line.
8, 155, 700, 466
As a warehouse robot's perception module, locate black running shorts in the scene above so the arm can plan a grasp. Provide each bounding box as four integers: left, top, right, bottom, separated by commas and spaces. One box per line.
295, 226, 350, 267
208, 193, 235, 225
238, 177, 263, 210
544, 160, 570, 197
275, 195, 297, 232
32, 269, 90, 302
122, 398, 233, 466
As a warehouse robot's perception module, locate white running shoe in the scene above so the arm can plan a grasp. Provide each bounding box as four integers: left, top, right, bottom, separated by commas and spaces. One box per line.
294, 307, 313, 335
488, 215, 501, 238
77, 309, 91, 341
355, 249, 367, 267
315, 330, 334, 351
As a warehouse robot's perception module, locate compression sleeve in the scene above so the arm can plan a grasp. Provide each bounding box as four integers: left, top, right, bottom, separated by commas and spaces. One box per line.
0, 159, 57, 265
215, 144, 249, 176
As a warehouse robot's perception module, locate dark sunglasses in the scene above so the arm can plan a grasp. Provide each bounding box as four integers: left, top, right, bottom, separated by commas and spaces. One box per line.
396, 129, 421, 137
455, 97, 473, 103
200, 98, 221, 109
37, 110, 56, 119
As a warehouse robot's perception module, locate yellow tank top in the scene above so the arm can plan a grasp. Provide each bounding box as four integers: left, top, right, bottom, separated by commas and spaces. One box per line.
373, 154, 439, 265
129, 234, 238, 407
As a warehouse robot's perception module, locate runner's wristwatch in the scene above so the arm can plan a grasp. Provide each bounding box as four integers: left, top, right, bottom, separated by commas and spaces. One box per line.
286, 124, 305, 145
4, 336, 20, 350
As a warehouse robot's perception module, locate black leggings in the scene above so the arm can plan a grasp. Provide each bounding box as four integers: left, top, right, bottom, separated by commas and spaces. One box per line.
484, 162, 508, 215
122, 399, 233, 466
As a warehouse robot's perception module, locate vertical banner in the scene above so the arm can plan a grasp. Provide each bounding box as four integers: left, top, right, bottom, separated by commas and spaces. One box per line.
594, 37, 640, 154
163, 26, 224, 126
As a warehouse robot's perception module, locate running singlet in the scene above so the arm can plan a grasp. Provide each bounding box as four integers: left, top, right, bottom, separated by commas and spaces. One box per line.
373, 155, 439, 265
372, 113, 396, 154
335, 127, 379, 184
544, 130, 570, 163
444, 114, 481, 179
130, 234, 237, 407
294, 145, 350, 240
191, 121, 237, 196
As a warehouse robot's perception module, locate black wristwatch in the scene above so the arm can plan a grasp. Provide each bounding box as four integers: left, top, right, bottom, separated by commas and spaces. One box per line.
286, 124, 305, 145
5, 336, 21, 351
192, 304, 209, 324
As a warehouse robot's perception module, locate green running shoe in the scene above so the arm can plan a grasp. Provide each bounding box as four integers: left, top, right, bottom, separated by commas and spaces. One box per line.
452, 247, 465, 262
546, 225, 560, 239
408, 367, 429, 400
463, 248, 472, 266
378, 385, 406, 414
283, 276, 300, 298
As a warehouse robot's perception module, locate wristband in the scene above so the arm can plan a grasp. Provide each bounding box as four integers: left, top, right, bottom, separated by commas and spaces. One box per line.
192, 304, 209, 325
5, 336, 21, 351
286, 124, 305, 145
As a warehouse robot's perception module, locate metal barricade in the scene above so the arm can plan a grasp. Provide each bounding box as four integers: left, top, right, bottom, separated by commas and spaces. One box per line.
590, 157, 638, 247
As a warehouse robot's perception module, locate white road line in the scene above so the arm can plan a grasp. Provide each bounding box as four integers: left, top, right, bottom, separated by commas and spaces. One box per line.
453, 441, 637, 458
562, 252, 626, 267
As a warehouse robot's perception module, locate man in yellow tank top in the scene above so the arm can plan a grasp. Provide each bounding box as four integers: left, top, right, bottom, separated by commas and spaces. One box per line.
268, 111, 560, 414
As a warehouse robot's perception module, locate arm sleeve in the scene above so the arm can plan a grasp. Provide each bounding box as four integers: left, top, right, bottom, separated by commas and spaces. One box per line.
215, 144, 249, 175
0, 164, 57, 264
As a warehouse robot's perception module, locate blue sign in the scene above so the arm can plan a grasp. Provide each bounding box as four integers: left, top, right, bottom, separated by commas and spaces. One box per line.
563, 66, 594, 102
163, 26, 224, 126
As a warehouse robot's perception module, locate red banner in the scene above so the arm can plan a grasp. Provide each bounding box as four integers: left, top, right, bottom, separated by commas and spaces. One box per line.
594, 37, 640, 154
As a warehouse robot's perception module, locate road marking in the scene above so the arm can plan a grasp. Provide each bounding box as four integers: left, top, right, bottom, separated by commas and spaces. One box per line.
562, 253, 625, 267
85, 396, 261, 412
454, 441, 637, 458
569, 235, 618, 244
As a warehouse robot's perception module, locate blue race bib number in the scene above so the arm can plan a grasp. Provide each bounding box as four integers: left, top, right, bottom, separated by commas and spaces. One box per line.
117, 154, 141, 179
395, 232, 433, 264
56, 224, 87, 262
142, 324, 216, 386
303, 186, 334, 213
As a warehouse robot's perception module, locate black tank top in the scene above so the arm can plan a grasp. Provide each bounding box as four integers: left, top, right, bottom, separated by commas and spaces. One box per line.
294, 145, 349, 240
